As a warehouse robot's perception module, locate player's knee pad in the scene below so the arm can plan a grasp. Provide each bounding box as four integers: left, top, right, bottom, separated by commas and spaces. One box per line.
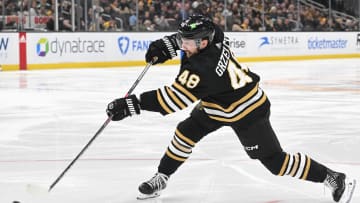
260, 152, 312, 180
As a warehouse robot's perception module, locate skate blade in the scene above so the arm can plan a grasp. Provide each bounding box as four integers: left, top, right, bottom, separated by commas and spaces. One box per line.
137, 192, 160, 200
340, 178, 356, 203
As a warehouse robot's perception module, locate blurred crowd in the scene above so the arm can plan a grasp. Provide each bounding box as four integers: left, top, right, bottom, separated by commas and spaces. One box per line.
0, 0, 359, 31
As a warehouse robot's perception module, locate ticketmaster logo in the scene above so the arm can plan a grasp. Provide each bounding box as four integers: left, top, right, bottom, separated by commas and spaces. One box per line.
37, 38, 49, 57
308, 37, 347, 49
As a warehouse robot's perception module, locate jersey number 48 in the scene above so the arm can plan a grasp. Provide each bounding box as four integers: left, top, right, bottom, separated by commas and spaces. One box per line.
228, 60, 253, 89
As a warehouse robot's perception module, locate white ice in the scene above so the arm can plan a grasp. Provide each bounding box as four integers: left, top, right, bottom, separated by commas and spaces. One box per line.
0, 59, 359, 203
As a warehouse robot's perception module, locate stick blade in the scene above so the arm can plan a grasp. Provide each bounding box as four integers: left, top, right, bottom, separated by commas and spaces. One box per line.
26, 183, 49, 196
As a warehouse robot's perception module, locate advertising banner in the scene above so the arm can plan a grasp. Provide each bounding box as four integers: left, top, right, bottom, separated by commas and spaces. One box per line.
229, 32, 359, 57
2, 32, 359, 71
27, 33, 109, 64
0, 33, 19, 67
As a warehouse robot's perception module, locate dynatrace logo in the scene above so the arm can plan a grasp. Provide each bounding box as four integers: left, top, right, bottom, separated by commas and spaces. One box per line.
308, 37, 347, 49
36, 38, 105, 57
37, 38, 49, 57
118, 36, 151, 55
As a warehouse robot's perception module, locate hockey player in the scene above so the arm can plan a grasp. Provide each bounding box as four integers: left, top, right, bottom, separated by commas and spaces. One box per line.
106, 15, 356, 202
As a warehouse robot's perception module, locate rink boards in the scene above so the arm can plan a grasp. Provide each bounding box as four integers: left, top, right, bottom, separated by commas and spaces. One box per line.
0, 32, 359, 71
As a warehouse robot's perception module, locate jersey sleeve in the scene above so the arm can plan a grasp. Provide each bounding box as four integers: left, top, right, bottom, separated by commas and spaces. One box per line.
139, 44, 223, 116
139, 80, 199, 115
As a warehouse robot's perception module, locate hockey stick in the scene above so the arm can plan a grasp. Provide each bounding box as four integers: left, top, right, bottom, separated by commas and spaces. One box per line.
48, 57, 157, 192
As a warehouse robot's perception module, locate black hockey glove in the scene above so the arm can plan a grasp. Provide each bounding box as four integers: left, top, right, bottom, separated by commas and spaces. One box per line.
106, 95, 141, 121
145, 35, 178, 65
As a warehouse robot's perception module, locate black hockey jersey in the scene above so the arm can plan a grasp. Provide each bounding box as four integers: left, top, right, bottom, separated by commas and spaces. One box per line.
140, 34, 270, 125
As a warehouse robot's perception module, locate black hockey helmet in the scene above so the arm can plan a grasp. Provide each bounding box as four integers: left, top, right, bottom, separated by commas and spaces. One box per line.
176, 15, 215, 48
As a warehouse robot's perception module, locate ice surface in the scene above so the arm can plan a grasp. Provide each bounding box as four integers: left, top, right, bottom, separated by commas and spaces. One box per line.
0, 59, 359, 203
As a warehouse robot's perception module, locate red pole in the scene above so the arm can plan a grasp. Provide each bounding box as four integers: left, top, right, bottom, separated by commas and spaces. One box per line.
19, 32, 27, 70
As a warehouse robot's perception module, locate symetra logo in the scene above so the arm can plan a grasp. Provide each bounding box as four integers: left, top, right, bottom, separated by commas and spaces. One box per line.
308, 37, 347, 49
37, 38, 49, 57
259, 36, 299, 49
259, 37, 270, 48
117, 36, 151, 55
36, 38, 105, 57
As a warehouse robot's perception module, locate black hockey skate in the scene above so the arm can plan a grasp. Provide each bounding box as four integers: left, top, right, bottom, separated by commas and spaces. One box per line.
137, 172, 169, 200
324, 169, 356, 203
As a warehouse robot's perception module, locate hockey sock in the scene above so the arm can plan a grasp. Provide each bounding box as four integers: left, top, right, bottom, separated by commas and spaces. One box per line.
260, 152, 327, 182
158, 129, 195, 176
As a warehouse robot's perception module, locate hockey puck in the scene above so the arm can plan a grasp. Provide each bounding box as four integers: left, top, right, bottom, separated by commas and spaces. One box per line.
13, 201, 20, 203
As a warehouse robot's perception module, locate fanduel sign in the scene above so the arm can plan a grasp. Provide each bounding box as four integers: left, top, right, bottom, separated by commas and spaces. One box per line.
118, 36, 151, 55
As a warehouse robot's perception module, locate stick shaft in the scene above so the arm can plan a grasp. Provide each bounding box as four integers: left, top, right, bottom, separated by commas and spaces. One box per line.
48, 116, 112, 191
49, 58, 156, 192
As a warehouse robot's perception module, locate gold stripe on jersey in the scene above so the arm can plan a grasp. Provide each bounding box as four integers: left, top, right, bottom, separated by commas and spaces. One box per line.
169, 85, 194, 106
165, 129, 195, 162
166, 150, 186, 162
301, 156, 311, 180
165, 86, 187, 109
157, 89, 174, 114
289, 153, 300, 177
159, 87, 181, 112
156, 82, 198, 115
168, 141, 191, 158
172, 139, 192, 153
207, 93, 267, 123
278, 153, 311, 180
202, 84, 259, 112
278, 154, 290, 176
172, 82, 198, 102
175, 129, 195, 147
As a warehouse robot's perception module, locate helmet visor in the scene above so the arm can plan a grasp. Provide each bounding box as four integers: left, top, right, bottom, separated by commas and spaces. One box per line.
176, 33, 202, 49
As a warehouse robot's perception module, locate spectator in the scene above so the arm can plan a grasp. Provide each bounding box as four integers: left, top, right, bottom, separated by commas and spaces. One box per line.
252, 17, 264, 31
232, 19, 242, 31
154, 14, 170, 31
315, 17, 328, 31
283, 18, 296, 31
128, 9, 137, 30
139, 19, 155, 31
3, 0, 359, 32
118, 0, 130, 15
273, 18, 285, 31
